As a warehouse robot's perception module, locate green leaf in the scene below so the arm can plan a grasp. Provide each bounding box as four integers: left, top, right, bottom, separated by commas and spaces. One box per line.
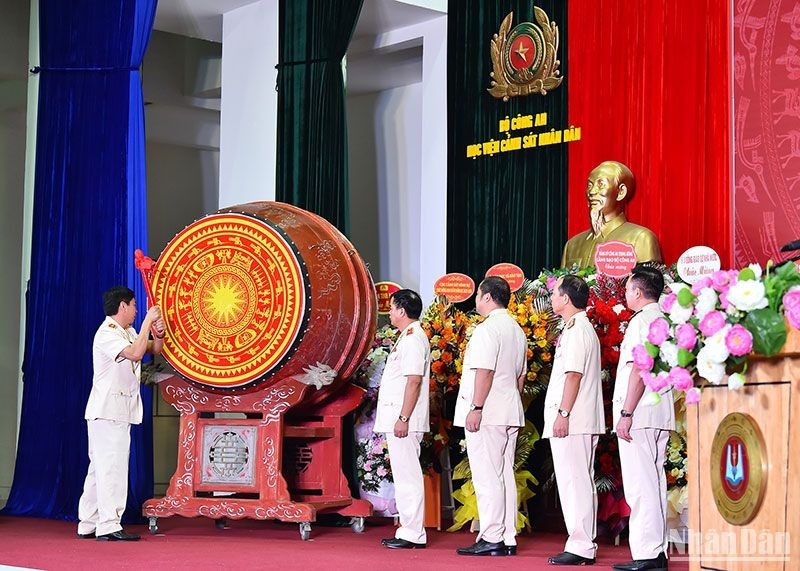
645, 341, 660, 358
738, 267, 756, 281
678, 348, 696, 367
677, 288, 696, 307
744, 308, 787, 356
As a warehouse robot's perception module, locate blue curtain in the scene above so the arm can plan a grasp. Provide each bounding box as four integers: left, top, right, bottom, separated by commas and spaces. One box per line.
3, 0, 158, 522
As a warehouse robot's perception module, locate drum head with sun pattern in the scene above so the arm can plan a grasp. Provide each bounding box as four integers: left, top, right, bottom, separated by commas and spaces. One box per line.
153, 213, 310, 390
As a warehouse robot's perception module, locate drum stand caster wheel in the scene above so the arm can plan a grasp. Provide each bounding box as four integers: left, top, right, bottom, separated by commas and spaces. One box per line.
299, 522, 312, 540
148, 517, 159, 535
350, 517, 365, 533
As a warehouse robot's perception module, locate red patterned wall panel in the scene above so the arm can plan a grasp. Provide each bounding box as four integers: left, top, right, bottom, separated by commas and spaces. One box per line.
734, 0, 800, 266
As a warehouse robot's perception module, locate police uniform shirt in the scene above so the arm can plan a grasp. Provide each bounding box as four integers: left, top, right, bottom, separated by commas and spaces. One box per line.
374, 321, 431, 433
454, 309, 526, 428
614, 302, 675, 430
543, 311, 605, 438
84, 316, 144, 425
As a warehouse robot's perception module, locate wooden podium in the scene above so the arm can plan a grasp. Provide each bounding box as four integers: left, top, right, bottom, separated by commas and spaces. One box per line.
687, 326, 800, 570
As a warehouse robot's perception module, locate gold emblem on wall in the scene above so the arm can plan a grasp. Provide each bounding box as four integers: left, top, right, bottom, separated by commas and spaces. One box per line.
709, 412, 767, 525
488, 6, 563, 101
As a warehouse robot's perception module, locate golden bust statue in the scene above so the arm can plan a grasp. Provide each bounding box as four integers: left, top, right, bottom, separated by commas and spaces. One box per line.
561, 161, 662, 268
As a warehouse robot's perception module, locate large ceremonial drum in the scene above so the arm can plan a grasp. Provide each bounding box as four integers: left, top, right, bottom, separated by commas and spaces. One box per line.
151, 201, 376, 396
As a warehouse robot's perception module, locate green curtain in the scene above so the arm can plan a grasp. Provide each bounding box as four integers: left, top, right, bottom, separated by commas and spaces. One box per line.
276, 0, 363, 233
447, 0, 568, 281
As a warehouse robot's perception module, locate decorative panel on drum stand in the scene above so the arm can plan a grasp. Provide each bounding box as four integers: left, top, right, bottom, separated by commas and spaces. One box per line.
139, 203, 377, 539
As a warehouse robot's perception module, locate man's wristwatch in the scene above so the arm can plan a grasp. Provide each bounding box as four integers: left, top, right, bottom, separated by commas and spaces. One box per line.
398, 414, 409, 422
469, 403, 483, 411
620, 410, 634, 418
558, 408, 570, 418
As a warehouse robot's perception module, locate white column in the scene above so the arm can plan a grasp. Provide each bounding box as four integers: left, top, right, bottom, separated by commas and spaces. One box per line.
219, 0, 279, 208
17, 0, 39, 456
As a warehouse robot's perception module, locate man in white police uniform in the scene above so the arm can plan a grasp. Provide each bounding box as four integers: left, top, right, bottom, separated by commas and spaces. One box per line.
455, 276, 527, 557
613, 266, 673, 571
546, 275, 604, 566
375, 289, 431, 549
77, 286, 165, 541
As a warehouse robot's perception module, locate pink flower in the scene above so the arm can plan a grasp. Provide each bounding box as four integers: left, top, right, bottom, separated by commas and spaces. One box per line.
725, 324, 753, 356
685, 387, 701, 404
675, 323, 698, 350
364, 462, 372, 471
546, 276, 558, 291
642, 370, 669, 391
660, 292, 677, 313
691, 276, 713, 295
668, 367, 694, 391
710, 270, 732, 292
632, 344, 655, 371
377, 466, 388, 477
719, 290, 730, 310
698, 310, 726, 337
784, 289, 800, 330
647, 318, 670, 346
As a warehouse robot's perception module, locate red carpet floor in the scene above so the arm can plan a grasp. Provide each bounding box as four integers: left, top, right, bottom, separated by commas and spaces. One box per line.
0, 515, 689, 570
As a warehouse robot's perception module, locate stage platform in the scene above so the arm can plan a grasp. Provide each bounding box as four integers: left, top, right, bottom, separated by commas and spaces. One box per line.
0, 515, 689, 570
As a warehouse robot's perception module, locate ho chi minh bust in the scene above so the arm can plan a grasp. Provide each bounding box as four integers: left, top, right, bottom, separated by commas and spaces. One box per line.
561, 161, 662, 268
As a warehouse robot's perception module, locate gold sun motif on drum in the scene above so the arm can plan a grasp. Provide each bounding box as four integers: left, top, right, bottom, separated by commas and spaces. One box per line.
153, 213, 309, 390
203, 275, 247, 326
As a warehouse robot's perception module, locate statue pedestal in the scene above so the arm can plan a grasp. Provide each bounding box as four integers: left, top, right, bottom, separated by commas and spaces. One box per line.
686, 326, 800, 569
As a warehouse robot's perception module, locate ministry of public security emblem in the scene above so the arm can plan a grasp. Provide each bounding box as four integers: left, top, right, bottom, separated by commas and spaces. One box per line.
488, 6, 563, 101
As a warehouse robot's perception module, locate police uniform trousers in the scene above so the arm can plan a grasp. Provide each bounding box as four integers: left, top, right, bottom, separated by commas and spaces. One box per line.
618, 428, 670, 560
465, 425, 519, 545
77, 419, 131, 536
550, 434, 599, 559
386, 432, 426, 544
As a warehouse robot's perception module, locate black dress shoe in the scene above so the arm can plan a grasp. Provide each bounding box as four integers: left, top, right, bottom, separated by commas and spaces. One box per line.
77, 531, 95, 539
548, 551, 596, 565
383, 538, 426, 549
612, 552, 668, 571
505, 544, 517, 555
96, 529, 141, 542
456, 539, 507, 556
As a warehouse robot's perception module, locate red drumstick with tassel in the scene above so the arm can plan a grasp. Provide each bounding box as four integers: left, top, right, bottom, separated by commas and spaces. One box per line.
134, 249, 163, 338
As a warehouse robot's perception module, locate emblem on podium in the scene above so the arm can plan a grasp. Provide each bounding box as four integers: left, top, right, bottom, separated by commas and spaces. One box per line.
488, 6, 563, 101
710, 412, 767, 525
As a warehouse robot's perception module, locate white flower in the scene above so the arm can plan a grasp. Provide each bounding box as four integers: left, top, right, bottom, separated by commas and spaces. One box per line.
669, 302, 694, 324
728, 372, 746, 390
694, 287, 718, 320
703, 326, 731, 363
669, 282, 690, 294
697, 347, 726, 384
659, 341, 680, 368
641, 391, 662, 407
612, 303, 625, 315
727, 279, 768, 312
748, 263, 763, 279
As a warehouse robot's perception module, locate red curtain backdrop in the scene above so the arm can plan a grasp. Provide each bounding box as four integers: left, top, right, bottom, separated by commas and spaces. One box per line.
567, 0, 732, 267
733, 0, 800, 267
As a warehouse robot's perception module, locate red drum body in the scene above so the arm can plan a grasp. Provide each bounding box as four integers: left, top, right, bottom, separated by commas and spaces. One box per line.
152, 201, 376, 397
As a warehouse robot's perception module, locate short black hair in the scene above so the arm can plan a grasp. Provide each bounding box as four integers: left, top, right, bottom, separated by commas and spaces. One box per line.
558, 275, 590, 309
479, 276, 511, 307
103, 286, 135, 316
391, 289, 423, 319
628, 265, 664, 301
